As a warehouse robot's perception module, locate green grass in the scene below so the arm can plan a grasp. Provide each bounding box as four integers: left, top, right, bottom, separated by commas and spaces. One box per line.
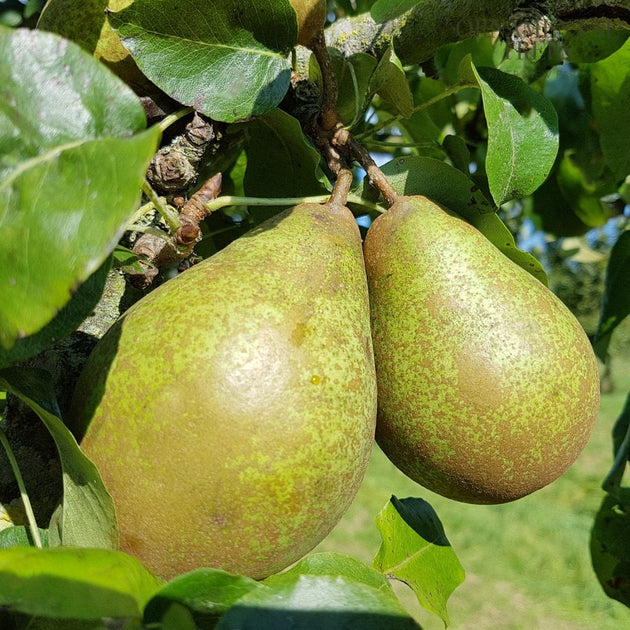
315, 357, 630, 629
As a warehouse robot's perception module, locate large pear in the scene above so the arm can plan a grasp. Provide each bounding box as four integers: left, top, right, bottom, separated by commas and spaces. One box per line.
363, 196, 600, 504
69, 202, 376, 579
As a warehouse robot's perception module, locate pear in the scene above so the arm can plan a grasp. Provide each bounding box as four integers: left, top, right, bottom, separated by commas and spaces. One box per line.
290, 0, 327, 47
69, 202, 376, 580
363, 196, 600, 504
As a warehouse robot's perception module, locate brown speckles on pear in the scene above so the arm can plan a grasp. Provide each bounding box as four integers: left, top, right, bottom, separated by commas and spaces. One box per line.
364, 195, 600, 504
69, 202, 376, 580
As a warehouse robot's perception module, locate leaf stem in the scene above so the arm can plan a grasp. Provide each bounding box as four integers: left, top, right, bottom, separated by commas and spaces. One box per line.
204, 194, 332, 213
356, 83, 478, 139
0, 427, 43, 549
142, 179, 181, 232
156, 107, 195, 134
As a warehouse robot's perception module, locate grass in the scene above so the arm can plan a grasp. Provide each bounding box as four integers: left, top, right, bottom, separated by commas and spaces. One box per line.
314, 355, 630, 629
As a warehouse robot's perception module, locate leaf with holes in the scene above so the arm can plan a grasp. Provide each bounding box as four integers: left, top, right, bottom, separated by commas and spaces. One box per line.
373, 496, 465, 627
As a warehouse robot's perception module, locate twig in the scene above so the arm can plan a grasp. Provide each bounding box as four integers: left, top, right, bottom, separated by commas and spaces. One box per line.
311, 30, 340, 131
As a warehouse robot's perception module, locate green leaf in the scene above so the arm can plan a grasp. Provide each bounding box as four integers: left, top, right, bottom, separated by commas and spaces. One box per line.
218, 574, 419, 630
243, 108, 328, 222
109, 0, 296, 123
144, 569, 264, 629
593, 230, 630, 361
556, 151, 615, 228
373, 496, 465, 627
365, 156, 548, 284
0, 368, 117, 549
369, 46, 414, 118
0, 27, 158, 350
590, 490, 630, 608
0, 259, 110, 369
0, 546, 162, 620
442, 135, 471, 174
371, 0, 419, 23
265, 552, 394, 595
590, 38, 630, 180
602, 393, 630, 497
0, 526, 49, 549
471, 64, 559, 206
564, 28, 629, 64
316, 49, 377, 126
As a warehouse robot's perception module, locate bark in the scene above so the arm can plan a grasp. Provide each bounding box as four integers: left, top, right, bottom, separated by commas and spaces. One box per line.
326, 0, 630, 64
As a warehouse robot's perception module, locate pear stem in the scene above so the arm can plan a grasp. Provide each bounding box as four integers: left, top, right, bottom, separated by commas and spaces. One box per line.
328, 169, 353, 209
0, 428, 43, 548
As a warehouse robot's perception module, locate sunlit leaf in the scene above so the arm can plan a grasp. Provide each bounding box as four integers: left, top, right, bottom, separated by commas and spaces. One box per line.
144, 568, 264, 629
0, 546, 162, 620
0, 27, 158, 350
218, 573, 419, 629
109, 0, 296, 122
371, 0, 419, 23
471, 63, 559, 206
0, 368, 117, 549
373, 496, 465, 627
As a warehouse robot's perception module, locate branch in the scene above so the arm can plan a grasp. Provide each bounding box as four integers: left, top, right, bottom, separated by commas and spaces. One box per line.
326, 1, 630, 64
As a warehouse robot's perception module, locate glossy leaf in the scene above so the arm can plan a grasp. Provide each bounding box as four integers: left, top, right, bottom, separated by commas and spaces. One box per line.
593, 230, 630, 361
218, 574, 419, 630
590, 490, 630, 608
471, 63, 559, 206
109, 0, 296, 122
0, 27, 158, 350
37, 1, 145, 88
0, 368, 117, 549
373, 496, 465, 626
591, 38, 630, 180
0, 259, 110, 369
265, 552, 394, 595
0, 546, 162, 620
144, 569, 264, 629
369, 46, 414, 117
366, 156, 548, 283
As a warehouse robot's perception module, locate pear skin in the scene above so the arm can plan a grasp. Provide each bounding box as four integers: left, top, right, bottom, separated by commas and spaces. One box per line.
70, 203, 376, 579
363, 196, 600, 504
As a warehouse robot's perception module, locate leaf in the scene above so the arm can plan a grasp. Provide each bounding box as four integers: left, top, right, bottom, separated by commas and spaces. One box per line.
0, 546, 162, 620
593, 230, 630, 361
218, 574, 419, 630
602, 393, 630, 497
371, 1, 419, 23
109, 0, 296, 123
315, 49, 377, 126
0, 368, 118, 549
366, 156, 548, 283
144, 569, 264, 629
471, 63, 559, 206
243, 108, 328, 222
0, 259, 110, 369
590, 490, 630, 608
0, 27, 159, 350
369, 46, 414, 118
563, 28, 629, 63
373, 496, 465, 626
590, 38, 630, 180
265, 552, 394, 595
37, 0, 145, 88
0, 526, 49, 549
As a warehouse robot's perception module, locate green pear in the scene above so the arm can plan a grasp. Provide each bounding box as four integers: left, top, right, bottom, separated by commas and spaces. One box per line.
363, 196, 600, 504
69, 202, 376, 580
